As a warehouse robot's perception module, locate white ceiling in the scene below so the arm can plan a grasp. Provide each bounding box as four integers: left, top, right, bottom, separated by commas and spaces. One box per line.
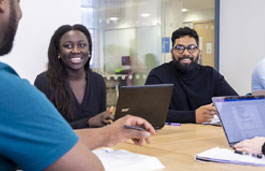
82, 0, 215, 12
82, 0, 215, 24
182, 0, 214, 11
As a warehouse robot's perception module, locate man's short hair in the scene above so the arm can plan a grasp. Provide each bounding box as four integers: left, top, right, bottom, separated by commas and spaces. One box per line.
171, 27, 199, 47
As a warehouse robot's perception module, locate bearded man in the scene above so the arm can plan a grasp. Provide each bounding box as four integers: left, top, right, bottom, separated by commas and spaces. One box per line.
146, 27, 238, 124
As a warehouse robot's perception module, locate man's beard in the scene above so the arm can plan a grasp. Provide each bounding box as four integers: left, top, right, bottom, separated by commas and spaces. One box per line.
173, 55, 199, 73
0, 0, 17, 56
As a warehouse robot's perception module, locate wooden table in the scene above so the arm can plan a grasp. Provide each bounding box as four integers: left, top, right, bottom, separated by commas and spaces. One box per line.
112, 124, 265, 171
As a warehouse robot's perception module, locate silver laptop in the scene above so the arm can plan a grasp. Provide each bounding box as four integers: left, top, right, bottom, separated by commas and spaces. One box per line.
114, 84, 173, 130
212, 95, 265, 146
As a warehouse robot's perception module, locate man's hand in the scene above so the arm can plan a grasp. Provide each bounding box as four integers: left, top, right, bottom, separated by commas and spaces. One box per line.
234, 137, 265, 155
104, 115, 156, 147
88, 107, 114, 127
195, 103, 216, 123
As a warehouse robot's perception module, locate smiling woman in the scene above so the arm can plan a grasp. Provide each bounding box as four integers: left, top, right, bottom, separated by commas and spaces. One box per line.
59, 30, 90, 71
34, 24, 114, 129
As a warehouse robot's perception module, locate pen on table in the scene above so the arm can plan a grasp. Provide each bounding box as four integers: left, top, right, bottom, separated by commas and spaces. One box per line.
234, 150, 248, 155
234, 150, 263, 159
165, 122, 181, 126
124, 125, 148, 131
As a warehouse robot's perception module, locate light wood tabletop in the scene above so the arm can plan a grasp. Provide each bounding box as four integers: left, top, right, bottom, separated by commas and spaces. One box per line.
112, 124, 265, 171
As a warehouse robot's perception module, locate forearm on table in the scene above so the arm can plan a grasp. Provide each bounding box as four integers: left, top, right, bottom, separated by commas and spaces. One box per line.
70, 118, 90, 129
74, 127, 110, 150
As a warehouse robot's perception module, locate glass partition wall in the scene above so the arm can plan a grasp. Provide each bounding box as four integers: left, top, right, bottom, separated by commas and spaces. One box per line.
81, 0, 215, 106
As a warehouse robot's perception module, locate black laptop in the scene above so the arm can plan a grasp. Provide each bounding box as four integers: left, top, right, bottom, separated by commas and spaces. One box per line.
114, 84, 173, 130
212, 95, 265, 146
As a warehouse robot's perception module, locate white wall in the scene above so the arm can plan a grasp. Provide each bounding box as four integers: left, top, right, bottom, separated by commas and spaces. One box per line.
220, 0, 265, 95
1, 0, 81, 83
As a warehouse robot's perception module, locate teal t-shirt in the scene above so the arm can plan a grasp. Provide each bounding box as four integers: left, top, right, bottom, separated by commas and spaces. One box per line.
0, 62, 79, 171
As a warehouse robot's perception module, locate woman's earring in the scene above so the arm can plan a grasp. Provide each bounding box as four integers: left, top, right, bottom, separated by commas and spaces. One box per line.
88, 54, 91, 58
58, 54, 61, 59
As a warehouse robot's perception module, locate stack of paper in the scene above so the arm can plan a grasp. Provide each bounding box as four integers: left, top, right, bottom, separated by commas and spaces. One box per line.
195, 147, 265, 166
93, 148, 165, 171
202, 115, 221, 126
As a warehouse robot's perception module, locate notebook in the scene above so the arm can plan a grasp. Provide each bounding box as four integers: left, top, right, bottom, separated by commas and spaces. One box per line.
195, 147, 265, 166
212, 95, 265, 146
114, 84, 173, 130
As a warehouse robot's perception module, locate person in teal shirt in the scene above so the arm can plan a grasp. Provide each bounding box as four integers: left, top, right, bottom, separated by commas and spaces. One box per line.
0, 62, 79, 170
0, 0, 156, 170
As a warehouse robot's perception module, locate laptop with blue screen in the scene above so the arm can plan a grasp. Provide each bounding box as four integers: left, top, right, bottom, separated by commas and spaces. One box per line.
212, 95, 265, 146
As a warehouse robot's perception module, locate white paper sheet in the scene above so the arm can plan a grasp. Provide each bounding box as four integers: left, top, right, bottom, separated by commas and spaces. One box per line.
93, 148, 165, 171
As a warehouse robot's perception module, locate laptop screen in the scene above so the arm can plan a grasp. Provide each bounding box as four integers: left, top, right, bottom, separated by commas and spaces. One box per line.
213, 96, 265, 146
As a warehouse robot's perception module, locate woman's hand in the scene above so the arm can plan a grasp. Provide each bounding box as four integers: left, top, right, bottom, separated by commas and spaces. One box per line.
88, 107, 114, 127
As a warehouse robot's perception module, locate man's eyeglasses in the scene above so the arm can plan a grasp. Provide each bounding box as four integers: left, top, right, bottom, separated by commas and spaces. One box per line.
173, 44, 198, 54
